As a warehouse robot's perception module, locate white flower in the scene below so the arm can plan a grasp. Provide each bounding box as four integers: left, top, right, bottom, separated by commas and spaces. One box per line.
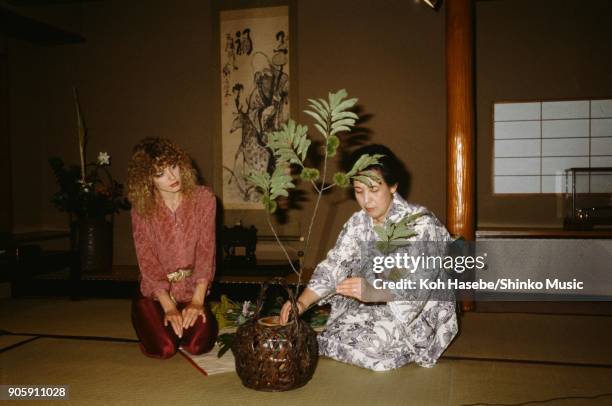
77, 179, 93, 193
242, 301, 252, 316
97, 152, 110, 166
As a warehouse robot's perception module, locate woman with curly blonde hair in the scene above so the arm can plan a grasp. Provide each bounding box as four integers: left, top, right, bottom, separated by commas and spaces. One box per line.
127, 137, 217, 359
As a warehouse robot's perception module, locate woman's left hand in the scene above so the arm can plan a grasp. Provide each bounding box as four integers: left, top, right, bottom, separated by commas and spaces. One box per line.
182, 302, 206, 329
336, 277, 368, 301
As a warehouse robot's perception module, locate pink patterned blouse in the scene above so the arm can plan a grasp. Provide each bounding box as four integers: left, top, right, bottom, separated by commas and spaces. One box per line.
131, 186, 216, 303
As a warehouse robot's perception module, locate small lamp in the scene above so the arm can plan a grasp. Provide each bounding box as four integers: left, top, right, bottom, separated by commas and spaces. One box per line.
423, 0, 442, 11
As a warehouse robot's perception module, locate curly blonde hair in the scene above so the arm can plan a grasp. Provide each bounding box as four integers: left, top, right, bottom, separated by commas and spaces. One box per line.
127, 137, 198, 217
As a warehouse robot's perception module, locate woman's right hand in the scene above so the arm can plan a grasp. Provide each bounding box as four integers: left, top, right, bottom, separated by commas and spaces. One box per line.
279, 288, 321, 325
279, 300, 306, 325
163, 308, 184, 338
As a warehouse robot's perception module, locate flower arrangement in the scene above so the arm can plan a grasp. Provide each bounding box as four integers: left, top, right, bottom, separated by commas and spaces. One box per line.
49, 152, 129, 218
217, 89, 424, 360
215, 89, 381, 334
49, 88, 129, 219
215, 90, 379, 355
226, 90, 426, 392
245, 89, 383, 288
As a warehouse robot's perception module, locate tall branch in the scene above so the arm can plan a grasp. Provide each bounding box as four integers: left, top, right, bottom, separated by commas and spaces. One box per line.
302, 120, 331, 274
266, 211, 298, 275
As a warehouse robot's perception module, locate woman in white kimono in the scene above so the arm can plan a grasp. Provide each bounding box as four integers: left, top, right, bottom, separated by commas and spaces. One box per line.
280, 145, 458, 371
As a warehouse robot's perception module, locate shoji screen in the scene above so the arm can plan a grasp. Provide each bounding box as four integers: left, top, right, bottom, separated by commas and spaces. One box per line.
493, 99, 612, 194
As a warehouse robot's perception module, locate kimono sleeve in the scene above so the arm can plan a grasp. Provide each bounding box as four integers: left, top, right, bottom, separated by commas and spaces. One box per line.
193, 189, 216, 287
307, 213, 363, 301
131, 209, 169, 298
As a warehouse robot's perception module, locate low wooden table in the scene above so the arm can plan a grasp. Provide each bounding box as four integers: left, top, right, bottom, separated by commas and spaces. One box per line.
212, 260, 312, 301
4, 230, 79, 299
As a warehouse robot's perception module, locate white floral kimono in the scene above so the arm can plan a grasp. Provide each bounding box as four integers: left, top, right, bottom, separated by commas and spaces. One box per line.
307, 193, 458, 371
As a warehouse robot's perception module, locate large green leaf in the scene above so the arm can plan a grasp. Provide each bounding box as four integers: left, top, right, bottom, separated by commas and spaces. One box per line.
313, 123, 327, 138
331, 98, 358, 116
373, 225, 387, 241
399, 212, 426, 227
347, 154, 384, 179
330, 125, 353, 136
307, 98, 327, 117
350, 170, 381, 189
303, 90, 359, 139
374, 211, 427, 253
267, 120, 310, 167
352, 174, 376, 187
245, 171, 270, 193
303, 109, 327, 131
328, 89, 348, 109
319, 98, 330, 112
331, 118, 357, 130
331, 111, 359, 121
269, 165, 295, 200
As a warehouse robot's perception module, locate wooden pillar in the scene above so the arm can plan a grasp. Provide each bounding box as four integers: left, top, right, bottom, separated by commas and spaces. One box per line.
446, 0, 475, 241
446, 0, 475, 311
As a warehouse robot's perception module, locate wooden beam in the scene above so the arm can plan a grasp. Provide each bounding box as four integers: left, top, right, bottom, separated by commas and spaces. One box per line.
446, 0, 475, 241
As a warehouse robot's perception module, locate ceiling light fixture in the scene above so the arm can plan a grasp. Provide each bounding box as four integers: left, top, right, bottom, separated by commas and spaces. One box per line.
423, 0, 442, 11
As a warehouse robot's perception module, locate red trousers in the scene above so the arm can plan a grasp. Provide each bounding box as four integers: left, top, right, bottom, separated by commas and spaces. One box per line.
131, 295, 218, 359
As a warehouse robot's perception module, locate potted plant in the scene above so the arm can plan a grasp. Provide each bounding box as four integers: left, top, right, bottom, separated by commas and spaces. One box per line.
49, 89, 129, 273
230, 89, 383, 391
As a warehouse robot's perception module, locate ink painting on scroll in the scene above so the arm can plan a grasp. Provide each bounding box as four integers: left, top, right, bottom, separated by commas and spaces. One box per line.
220, 6, 290, 209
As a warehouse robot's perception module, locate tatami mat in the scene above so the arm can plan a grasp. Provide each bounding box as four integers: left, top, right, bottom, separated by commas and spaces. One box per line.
195, 358, 456, 406
448, 360, 612, 406
2, 337, 611, 406
0, 335, 35, 351
2, 336, 450, 405
445, 312, 612, 365
0, 338, 200, 406
3, 298, 612, 367
0, 298, 136, 339
2, 298, 612, 405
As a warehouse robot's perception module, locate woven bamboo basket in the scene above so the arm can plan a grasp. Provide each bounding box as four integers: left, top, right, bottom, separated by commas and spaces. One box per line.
232, 278, 319, 391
